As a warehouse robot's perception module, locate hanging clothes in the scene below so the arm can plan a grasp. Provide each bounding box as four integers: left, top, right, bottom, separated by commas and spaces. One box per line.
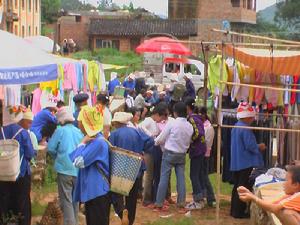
87, 61, 101, 92
4, 85, 21, 106
32, 88, 42, 115
75, 62, 83, 91
208, 55, 228, 94
265, 74, 279, 107
254, 72, 266, 106
63, 63, 77, 92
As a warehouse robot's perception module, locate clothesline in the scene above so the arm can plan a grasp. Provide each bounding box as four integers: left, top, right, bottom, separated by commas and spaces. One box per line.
221, 109, 300, 119
212, 124, 300, 133
219, 80, 300, 93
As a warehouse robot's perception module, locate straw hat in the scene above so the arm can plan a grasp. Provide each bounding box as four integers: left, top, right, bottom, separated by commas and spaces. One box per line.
78, 105, 104, 137
112, 112, 133, 124
56, 106, 74, 125
23, 109, 34, 121
237, 102, 255, 119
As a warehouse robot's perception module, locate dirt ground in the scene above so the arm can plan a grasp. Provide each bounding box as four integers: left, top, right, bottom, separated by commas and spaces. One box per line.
31, 193, 250, 225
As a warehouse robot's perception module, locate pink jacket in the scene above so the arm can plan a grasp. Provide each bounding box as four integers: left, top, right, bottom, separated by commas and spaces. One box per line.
63, 63, 77, 92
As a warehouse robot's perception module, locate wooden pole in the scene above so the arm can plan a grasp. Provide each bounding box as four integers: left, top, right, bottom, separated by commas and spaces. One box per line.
203, 45, 209, 107
220, 81, 300, 93
216, 41, 225, 225
221, 109, 300, 119
219, 124, 300, 133
212, 28, 300, 45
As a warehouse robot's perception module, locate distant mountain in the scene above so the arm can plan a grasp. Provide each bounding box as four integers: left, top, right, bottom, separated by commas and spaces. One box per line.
258, 4, 277, 24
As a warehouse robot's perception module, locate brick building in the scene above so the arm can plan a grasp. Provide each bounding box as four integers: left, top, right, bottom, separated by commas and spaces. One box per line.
89, 19, 197, 51
0, 0, 41, 37
169, 0, 257, 43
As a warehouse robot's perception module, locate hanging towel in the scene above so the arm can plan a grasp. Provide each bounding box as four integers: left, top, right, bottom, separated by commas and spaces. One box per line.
208, 55, 228, 94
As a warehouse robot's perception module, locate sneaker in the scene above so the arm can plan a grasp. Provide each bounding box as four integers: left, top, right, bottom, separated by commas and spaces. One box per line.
208, 201, 216, 207
185, 201, 205, 210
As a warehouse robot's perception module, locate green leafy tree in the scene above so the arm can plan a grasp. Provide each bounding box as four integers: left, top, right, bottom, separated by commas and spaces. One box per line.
61, 0, 96, 11
275, 0, 300, 39
128, 2, 134, 12
41, 0, 61, 23
97, 0, 112, 10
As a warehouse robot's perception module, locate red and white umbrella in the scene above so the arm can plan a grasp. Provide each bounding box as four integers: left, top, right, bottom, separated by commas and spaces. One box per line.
136, 37, 192, 56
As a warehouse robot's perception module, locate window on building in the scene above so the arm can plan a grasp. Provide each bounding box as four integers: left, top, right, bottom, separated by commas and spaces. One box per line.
22, 25, 25, 37
14, 25, 18, 35
95, 39, 120, 50
231, 0, 240, 7
75, 15, 82, 22
22, 0, 24, 10
28, 25, 31, 36
28, 0, 31, 11
15, 0, 18, 9
35, 0, 38, 12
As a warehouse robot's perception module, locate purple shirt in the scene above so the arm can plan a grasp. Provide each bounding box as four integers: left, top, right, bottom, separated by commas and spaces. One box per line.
188, 113, 207, 158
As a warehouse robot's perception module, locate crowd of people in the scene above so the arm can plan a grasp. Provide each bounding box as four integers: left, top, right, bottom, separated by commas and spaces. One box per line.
0, 71, 299, 225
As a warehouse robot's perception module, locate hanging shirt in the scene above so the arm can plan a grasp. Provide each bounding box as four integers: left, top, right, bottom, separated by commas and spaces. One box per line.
230, 120, 264, 171
108, 78, 121, 95
63, 63, 77, 92
87, 61, 101, 92
32, 88, 42, 115
75, 63, 83, 91
40, 80, 58, 94
109, 126, 154, 175
0, 124, 35, 178
48, 124, 83, 177
69, 133, 110, 203
208, 55, 228, 94
30, 109, 57, 142
4, 85, 21, 106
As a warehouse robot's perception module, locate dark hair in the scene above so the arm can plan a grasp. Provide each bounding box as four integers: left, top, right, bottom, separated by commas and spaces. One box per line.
173, 102, 187, 118
140, 89, 146, 95
41, 122, 57, 139
199, 106, 210, 121
97, 92, 109, 105
184, 97, 198, 113
127, 107, 140, 117
56, 100, 65, 108
287, 165, 300, 184
150, 72, 154, 77
152, 102, 168, 117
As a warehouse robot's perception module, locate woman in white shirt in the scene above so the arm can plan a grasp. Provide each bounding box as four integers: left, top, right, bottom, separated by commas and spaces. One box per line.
138, 103, 168, 207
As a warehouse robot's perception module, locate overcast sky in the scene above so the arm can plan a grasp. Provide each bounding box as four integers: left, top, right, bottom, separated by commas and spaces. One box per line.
85, 0, 277, 16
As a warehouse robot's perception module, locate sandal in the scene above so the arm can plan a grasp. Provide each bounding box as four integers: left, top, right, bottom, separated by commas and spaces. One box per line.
153, 205, 169, 212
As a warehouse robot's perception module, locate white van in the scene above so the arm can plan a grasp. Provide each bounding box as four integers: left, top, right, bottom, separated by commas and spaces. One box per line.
162, 57, 205, 92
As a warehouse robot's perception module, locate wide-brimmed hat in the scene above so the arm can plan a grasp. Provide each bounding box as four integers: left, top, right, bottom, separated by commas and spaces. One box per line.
3, 106, 25, 126
237, 102, 255, 119
22, 109, 34, 121
78, 105, 104, 137
56, 106, 74, 125
112, 112, 133, 124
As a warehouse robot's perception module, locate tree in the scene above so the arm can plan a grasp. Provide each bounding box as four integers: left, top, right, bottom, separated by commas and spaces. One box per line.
61, 0, 96, 11
275, 0, 300, 40
97, 0, 112, 10
128, 2, 134, 12
41, 0, 61, 23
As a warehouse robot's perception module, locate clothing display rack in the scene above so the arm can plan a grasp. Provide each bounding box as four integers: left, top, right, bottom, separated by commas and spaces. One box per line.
167, 29, 300, 224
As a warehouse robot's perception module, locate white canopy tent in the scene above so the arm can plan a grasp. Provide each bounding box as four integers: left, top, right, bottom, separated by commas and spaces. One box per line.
0, 30, 58, 85
24, 35, 60, 53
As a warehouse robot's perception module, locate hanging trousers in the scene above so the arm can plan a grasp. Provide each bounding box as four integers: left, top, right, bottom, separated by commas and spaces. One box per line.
230, 167, 253, 218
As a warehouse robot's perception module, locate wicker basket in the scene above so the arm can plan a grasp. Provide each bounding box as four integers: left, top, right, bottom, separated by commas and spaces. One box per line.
110, 146, 143, 196
0, 139, 20, 181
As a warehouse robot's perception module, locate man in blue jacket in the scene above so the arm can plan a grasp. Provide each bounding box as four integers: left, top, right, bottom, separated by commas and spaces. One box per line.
230, 102, 266, 218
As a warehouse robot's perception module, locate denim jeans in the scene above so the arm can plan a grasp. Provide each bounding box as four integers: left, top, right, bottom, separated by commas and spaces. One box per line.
190, 155, 206, 202
155, 151, 186, 207
57, 173, 79, 225
203, 157, 216, 203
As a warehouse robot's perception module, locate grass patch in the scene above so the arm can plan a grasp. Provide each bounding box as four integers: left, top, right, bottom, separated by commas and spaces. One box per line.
72, 48, 143, 80
148, 218, 195, 225
32, 200, 47, 216
171, 157, 233, 196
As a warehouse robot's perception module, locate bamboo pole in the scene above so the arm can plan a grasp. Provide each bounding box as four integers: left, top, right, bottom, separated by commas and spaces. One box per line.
212, 28, 300, 45
154, 39, 300, 48
216, 42, 225, 225
221, 109, 300, 119
220, 81, 300, 93
218, 124, 300, 133
202, 44, 209, 107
